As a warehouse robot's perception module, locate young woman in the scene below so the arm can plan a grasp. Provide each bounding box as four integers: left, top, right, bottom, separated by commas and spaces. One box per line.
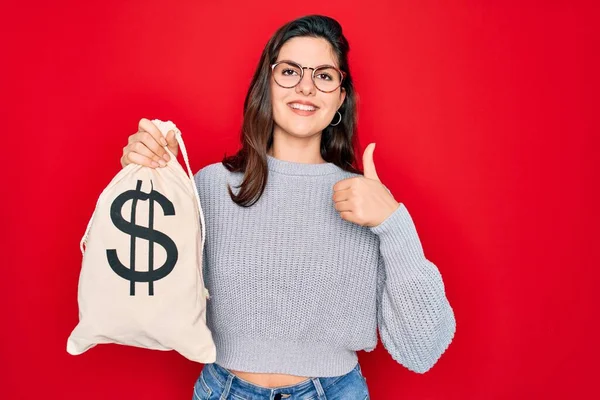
121, 15, 456, 400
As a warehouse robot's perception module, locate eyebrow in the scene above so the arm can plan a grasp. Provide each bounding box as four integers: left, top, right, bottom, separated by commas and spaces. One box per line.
277, 59, 339, 69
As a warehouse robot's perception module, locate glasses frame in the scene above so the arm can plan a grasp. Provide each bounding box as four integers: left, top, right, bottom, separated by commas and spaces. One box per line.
270, 60, 346, 93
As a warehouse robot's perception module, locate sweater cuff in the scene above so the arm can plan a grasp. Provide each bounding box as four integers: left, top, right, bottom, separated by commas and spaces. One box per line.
369, 202, 414, 237
368, 203, 430, 282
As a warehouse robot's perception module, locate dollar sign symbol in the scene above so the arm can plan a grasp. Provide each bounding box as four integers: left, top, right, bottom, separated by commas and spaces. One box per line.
107, 179, 178, 296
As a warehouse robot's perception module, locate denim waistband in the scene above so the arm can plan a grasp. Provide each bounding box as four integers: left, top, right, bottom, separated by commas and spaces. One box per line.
206, 361, 362, 397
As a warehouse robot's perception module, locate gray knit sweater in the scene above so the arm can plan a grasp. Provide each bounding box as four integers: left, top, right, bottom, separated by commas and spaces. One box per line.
193, 154, 456, 377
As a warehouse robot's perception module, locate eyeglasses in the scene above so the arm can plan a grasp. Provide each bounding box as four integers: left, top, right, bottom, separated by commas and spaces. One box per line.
271, 60, 346, 93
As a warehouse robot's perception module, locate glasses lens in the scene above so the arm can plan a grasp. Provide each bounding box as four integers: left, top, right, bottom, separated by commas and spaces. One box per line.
314, 67, 342, 92
273, 62, 302, 88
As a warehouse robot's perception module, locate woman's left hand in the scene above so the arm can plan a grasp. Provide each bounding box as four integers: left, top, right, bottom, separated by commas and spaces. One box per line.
333, 143, 400, 227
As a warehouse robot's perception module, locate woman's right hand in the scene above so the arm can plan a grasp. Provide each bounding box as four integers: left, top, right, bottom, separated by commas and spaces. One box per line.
120, 118, 180, 168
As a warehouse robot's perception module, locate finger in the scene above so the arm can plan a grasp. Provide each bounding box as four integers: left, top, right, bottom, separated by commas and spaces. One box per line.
338, 210, 353, 222
165, 130, 179, 158
126, 133, 165, 164
139, 117, 168, 148
333, 199, 352, 212
127, 142, 166, 165
333, 178, 355, 192
362, 143, 380, 181
136, 130, 170, 161
122, 150, 160, 168
165, 130, 178, 147
332, 189, 351, 203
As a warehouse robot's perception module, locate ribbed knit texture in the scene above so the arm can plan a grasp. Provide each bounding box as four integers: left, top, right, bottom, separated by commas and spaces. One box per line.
193, 154, 456, 377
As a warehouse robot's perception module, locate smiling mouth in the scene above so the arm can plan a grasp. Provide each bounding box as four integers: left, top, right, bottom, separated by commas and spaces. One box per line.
288, 103, 318, 112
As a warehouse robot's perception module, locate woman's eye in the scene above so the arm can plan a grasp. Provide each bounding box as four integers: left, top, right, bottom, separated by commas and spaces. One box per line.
316, 73, 332, 81
282, 69, 299, 76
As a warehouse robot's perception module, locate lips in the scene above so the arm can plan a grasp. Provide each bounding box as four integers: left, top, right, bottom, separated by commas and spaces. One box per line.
287, 101, 319, 116
289, 101, 317, 108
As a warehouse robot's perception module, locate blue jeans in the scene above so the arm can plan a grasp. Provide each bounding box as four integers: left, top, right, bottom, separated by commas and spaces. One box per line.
192, 362, 370, 400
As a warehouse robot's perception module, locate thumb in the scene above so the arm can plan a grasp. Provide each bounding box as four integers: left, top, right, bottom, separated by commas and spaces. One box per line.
165, 130, 180, 157
362, 143, 380, 181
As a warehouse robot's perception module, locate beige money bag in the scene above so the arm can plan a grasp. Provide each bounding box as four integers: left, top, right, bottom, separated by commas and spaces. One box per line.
67, 119, 216, 363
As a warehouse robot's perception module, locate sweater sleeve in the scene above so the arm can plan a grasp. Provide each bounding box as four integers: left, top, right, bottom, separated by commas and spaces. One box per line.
369, 203, 456, 373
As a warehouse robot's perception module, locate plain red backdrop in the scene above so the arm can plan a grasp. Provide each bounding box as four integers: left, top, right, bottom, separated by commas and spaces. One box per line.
1, 0, 598, 399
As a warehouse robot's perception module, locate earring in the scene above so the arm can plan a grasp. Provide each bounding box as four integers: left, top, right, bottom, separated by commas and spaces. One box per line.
330, 111, 342, 127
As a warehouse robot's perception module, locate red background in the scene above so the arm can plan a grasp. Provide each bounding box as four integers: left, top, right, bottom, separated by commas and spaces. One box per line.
1, 1, 598, 399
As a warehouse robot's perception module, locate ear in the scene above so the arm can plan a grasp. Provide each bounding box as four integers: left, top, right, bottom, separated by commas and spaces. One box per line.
339, 87, 346, 109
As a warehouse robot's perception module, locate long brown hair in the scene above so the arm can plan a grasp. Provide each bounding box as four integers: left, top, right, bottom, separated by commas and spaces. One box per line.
222, 15, 362, 207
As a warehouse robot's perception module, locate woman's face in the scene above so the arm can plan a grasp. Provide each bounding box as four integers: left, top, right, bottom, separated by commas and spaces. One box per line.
270, 36, 346, 140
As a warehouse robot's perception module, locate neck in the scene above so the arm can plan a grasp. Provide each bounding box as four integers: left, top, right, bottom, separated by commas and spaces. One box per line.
268, 128, 325, 164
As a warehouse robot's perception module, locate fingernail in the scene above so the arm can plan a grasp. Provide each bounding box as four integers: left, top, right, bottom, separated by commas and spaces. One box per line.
160, 137, 167, 146
158, 159, 166, 167
163, 153, 170, 162
151, 161, 159, 168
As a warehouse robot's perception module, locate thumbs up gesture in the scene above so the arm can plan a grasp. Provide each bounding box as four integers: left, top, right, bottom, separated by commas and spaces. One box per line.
332, 143, 400, 227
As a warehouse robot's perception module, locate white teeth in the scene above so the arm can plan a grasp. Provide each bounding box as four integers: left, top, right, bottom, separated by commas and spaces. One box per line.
289, 103, 316, 111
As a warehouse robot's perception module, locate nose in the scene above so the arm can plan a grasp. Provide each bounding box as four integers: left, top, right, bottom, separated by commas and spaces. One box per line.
295, 68, 316, 96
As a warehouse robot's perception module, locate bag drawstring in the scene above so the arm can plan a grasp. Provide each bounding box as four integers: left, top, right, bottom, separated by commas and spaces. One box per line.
173, 130, 206, 255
